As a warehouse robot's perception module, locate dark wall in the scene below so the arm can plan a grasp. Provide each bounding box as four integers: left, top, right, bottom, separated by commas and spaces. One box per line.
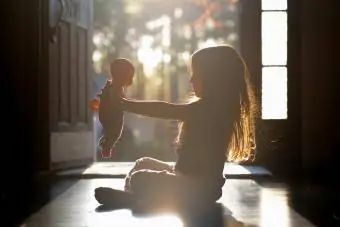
5, 0, 44, 173
3, 0, 44, 224
240, 0, 339, 179
299, 0, 340, 176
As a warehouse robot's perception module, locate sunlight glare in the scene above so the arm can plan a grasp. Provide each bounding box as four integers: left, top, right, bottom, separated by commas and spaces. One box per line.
154, 77, 163, 86
90, 207, 183, 227
137, 36, 162, 77
92, 50, 103, 62
163, 53, 172, 63
262, 0, 287, 10
125, 0, 143, 14
137, 48, 162, 77
261, 1, 288, 120
262, 12, 287, 65
262, 67, 288, 119
174, 8, 183, 19
181, 51, 190, 62
162, 27, 171, 47
139, 215, 183, 227
227, 33, 238, 43
199, 38, 218, 48
146, 15, 171, 30
140, 35, 153, 48
183, 25, 192, 39
260, 188, 290, 227
93, 34, 102, 46
133, 129, 140, 138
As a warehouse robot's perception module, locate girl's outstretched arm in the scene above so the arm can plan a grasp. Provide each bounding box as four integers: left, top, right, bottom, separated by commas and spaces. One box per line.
121, 98, 194, 120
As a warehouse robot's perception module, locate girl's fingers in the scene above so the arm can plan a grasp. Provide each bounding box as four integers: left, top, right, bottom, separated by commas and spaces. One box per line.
90, 99, 100, 111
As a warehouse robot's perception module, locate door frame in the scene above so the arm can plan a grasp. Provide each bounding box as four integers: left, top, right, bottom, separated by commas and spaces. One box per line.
239, 0, 301, 177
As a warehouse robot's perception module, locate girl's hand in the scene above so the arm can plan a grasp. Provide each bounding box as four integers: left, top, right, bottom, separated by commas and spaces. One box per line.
90, 80, 112, 112
90, 80, 113, 112
90, 98, 100, 112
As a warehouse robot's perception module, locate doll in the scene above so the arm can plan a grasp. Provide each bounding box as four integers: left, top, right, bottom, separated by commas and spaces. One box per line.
91, 58, 134, 158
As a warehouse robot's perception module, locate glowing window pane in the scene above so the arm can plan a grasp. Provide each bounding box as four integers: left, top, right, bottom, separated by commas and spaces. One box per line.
262, 0, 287, 10
262, 12, 287, 65
262, 67, 287, 119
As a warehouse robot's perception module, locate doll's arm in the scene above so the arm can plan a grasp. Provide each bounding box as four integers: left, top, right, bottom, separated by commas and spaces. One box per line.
121, 98, 197, 120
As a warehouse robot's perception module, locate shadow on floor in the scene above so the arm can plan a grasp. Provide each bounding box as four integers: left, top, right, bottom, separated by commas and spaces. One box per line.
256, 178, 340, 227
95, 202, 254, 227
3, 176, 78, 227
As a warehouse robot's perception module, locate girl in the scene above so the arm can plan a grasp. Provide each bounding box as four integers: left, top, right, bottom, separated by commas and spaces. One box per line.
94, 44, 257, 211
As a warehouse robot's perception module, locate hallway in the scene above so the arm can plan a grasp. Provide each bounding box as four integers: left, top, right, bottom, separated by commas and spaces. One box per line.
4, 1, 340, 226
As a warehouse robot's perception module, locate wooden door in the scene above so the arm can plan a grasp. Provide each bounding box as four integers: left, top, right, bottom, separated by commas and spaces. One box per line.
49, 0, 94, 169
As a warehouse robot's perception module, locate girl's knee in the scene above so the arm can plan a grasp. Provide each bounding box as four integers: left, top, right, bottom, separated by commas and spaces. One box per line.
129, 170, 150, 192
130, 170, 176, 193
134, 157, 153, 169
124, 175, 131, 191
126, 157, 153, 181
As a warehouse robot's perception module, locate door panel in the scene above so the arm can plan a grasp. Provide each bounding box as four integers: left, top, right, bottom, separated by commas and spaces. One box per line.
49, 0, 94, 169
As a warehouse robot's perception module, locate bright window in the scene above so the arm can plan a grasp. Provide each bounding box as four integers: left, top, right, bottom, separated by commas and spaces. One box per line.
262, 0, 287, 11
262, 67, 287, 119
261, 1, 288, 119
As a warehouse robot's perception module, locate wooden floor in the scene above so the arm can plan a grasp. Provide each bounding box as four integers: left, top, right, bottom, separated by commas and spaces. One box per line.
57, 162, 272, 179
21, 177, 316, 227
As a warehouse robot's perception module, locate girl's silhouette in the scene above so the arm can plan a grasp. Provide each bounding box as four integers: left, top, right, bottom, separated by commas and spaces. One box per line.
94, 44, 258, 211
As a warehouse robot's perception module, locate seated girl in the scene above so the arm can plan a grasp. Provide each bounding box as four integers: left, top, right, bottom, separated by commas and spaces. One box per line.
94, 44, 257, 211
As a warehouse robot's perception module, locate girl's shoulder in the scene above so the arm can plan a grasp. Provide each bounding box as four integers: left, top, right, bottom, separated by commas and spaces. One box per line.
186, 99, 206, 119
187, 98, 221, 120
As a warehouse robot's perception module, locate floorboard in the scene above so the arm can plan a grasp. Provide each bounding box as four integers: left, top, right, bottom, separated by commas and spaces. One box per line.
57, 162, 272, 179
21, 178, 316, 227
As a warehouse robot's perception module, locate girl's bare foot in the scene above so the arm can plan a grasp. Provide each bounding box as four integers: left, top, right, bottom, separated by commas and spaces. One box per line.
94, 187, 135, 208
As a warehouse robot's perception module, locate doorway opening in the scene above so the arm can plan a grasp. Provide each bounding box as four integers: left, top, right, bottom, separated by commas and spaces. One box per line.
92, 0, 241, 162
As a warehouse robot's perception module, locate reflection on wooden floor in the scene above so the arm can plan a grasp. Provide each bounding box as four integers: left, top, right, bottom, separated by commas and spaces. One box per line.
22, 178, 316, 227
57, 162, 272, 179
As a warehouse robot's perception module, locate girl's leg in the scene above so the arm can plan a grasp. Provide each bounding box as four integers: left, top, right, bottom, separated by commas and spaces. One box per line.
129, 169, 178, 210
124, 157, 174, 191
129, 170, 222, 211
95, 159, 173, 207
94, 187, 135, 208
94, 169, 173, 208
95, 169, 223, 210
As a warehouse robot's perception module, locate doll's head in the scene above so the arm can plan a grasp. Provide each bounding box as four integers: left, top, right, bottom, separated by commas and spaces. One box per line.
109, 58, 135, 87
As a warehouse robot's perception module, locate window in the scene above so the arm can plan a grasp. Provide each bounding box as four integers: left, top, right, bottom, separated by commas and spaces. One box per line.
261, 0, 287, 119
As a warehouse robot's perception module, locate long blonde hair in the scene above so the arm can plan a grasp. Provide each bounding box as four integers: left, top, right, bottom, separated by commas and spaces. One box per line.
227, 66, 257, 162
176, 45, 258, 163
